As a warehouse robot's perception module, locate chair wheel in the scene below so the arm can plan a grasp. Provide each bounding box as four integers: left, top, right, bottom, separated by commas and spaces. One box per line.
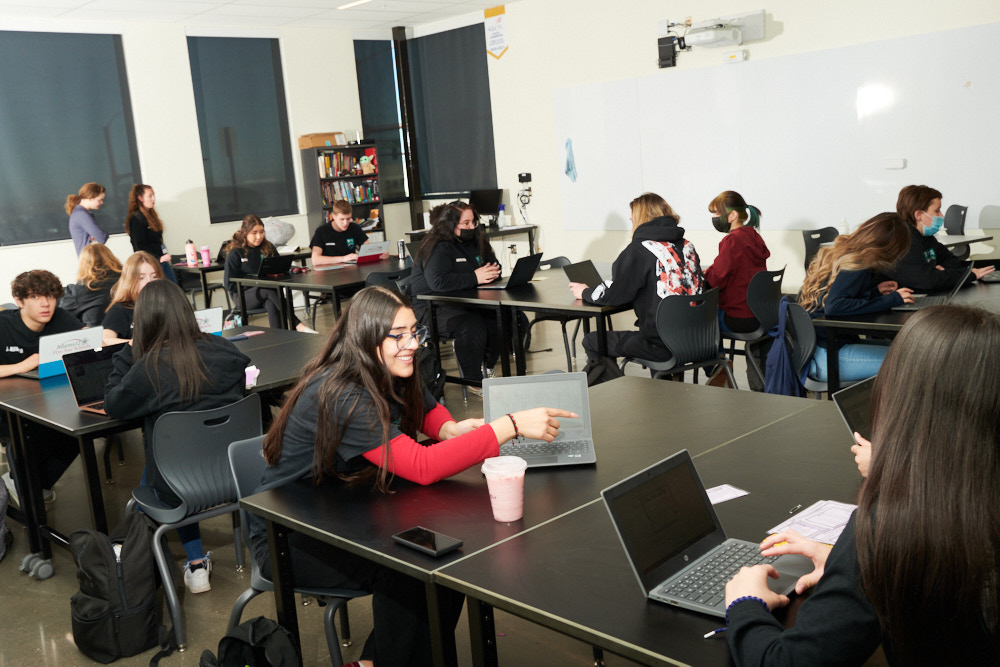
30, 559, 54, 580
341, 639, 352, 648
235, 564, 244, 573
19, 553, 40, 573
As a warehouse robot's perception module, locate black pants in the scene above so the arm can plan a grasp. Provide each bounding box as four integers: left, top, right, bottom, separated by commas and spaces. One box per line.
255, 534, 465, 666
3, 416, 79, 491
583, 330, 671, 364
242, 286, 300, 329
432, 305, 507, 381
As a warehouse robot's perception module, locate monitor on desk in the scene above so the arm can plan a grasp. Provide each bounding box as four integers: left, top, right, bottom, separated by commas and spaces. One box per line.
469, 189, 503, 225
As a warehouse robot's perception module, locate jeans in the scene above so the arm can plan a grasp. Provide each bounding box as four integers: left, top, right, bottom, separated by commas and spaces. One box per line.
140, 468, 203, 563
160, 261, 179, 285
809, 342, 888, 383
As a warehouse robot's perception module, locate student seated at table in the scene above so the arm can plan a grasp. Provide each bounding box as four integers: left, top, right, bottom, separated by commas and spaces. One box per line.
569, 192, 703, 364
798, 212, 914, 382
0, 270, 84, 503
723, 305, 1000, 665
102, 251, 163, 346
224, 214, 316, 333
60, 243, 122, 327
310, 199, 382, 266
408, 201, 504, 385
704, 191, 769, 334
103, 280, 250, 594
249, 286, 575, 666
125, 183, 178, 284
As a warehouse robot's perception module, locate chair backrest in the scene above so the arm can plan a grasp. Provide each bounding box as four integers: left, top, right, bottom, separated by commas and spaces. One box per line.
228, 435, 267, 541
979, 204, 1000, 229
944, 204, 967, 236
364, 266, 412, 290
654, 287, 720, 365
802, 227, 840, 272
785, 302, 817, 380
746, 268, 785, 332
151, 393, 262, 517
539, 256, 572, 270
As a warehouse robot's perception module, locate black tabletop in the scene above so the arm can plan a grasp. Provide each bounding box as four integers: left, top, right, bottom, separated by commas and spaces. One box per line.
230, 257, 410, 294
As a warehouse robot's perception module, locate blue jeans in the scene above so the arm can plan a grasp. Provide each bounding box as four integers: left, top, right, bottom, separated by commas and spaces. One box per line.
140, 468, 204, 563
809, 343, 888, 383
160, 261, 178, 285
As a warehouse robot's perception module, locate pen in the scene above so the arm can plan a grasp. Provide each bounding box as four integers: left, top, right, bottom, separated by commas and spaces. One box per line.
788, 504, 802, 515
704, 627, 726, 639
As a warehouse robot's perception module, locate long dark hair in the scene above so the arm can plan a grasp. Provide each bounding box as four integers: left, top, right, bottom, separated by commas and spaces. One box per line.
125, 184, 164, 234
415, 201, 493, 267
859, 305, 1000, 662
229, 214, 277, 256
263, 286, 426, 491
131, 280, 209, 403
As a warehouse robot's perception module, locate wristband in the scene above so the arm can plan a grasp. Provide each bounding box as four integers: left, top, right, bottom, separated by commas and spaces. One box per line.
725, 596, 769, 626
506, 413, 519, 438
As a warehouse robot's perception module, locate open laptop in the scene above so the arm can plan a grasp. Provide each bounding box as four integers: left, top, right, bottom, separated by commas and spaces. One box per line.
562, 260, 604, 288
405, 241, 422, 260
602, 449, 813, 618
62, 343, 127, 415
832, 375, 875, 441
892, 264, 972, 311
356, 241, 390, 264
194, 307, 224, 335
17, 327, 105, 379
480, 253, 543, 290
483, 371, 596, 467
256, 255, 294, 278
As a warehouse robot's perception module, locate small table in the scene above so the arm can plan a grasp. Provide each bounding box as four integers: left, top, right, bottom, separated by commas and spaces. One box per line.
174, 250, 311, 309
940, 233, 993, 248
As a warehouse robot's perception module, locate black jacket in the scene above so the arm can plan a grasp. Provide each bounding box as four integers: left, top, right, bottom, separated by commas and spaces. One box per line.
127, 212, 165, 258
581, 216, 703, 344
408, 237, 499, 318
883, 224, 968, 291
59, 277, 118, 327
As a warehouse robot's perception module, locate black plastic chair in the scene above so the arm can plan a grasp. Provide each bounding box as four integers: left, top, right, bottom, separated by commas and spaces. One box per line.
129, 394, 262, 651
721, 268, 785, 386
621, 288, 736, 387
786, 301, 860, 399
525, 256, 588, 372
802, 227, 839, 272
944, 204, 970, 261
227, 436, 368, 667
364, 266, 412, 291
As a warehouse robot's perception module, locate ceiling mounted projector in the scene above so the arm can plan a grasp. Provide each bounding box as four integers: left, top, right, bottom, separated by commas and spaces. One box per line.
685, 25, 742, 47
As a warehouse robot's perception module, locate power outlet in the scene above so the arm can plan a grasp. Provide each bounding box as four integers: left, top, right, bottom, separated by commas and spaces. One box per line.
508, 243, 518, 255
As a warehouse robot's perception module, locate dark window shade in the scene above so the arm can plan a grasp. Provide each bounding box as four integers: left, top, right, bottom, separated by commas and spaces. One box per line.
0, 31, 140, 246
408, 23, 497, 195
354, 40, 408, 202
188, 37, 297, 222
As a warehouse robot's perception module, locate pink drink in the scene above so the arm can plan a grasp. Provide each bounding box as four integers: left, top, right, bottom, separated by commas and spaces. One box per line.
481, 456, 528, 522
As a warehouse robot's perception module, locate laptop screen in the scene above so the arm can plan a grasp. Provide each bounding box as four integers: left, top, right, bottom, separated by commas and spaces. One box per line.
832, 375, 875, 441
63, 344, 127, 405
483, 373, 590, 441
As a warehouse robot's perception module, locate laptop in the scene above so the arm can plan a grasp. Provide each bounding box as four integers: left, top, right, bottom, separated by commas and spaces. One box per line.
356, 241, 390, 264
831, 375, 876, 441
483, 371, 597, 467
256, 254, 294, 278
479, 253, 543, 290
892, 264, 972, 311
17, 327, 105, 379
194, 307, 224, 335
562, 260, 604, 288
405, 241, 422, 260
602, 450, 813, 618
62, 343, 128, 415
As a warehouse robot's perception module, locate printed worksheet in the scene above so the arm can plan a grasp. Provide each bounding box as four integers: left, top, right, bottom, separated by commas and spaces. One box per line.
706, 484, 749, 505
768, 500, 857, 545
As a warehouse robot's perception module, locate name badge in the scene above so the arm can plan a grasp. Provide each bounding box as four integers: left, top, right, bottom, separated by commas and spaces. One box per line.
455, 258, 467, 263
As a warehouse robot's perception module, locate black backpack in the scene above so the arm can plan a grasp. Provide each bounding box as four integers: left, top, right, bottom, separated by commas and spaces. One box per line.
418, 341, 447, 401
583, 355, 624, 386
199, 616, 299, 667
69, 512, 162, 663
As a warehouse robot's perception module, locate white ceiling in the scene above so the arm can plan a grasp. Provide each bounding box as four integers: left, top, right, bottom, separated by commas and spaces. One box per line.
0, 0, 508, 31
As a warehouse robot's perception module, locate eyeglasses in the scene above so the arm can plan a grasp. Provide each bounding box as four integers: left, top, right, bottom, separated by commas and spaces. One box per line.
386, 324, 430, 350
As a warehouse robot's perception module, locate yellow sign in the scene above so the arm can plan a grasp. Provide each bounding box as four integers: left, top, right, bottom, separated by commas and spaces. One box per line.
485, 6, 508, 59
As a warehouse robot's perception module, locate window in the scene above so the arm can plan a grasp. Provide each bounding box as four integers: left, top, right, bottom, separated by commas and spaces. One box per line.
188, 37, 297, 222
354, 40, 408, 202
0, 30, 141, 246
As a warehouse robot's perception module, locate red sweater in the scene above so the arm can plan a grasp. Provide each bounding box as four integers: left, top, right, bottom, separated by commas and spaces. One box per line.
704, 225, 770, 319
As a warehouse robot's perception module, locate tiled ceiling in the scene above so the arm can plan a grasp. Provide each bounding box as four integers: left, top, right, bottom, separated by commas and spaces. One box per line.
0, 0, 510, 31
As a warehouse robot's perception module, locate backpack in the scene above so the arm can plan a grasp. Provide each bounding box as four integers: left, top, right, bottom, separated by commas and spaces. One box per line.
198, 616, 299, 667
69, 512, 163, 664
764, 298, 805, 397
583, 355, 624, 386
418, 340, 447, 401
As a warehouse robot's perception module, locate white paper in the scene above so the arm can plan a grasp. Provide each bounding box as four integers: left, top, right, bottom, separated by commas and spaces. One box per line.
768, 500, 857, 545
706, 484, 749, 505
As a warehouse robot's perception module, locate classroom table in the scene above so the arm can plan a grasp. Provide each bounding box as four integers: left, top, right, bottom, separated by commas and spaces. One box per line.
939, 233, 992, 248
0, 327, 325, 571
173, 250, 310, 309
240, 377, 821, 665
406, 224, 538, 255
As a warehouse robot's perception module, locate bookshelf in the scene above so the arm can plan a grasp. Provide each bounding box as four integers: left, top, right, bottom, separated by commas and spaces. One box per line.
300, 143, 385, 241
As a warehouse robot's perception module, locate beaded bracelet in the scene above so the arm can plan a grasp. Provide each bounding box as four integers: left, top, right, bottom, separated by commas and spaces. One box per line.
506, 413, 519, 438
705, 596, 770, 639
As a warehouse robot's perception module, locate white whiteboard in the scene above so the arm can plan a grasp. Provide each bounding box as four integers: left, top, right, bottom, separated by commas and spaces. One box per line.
554, 21, 1000, 232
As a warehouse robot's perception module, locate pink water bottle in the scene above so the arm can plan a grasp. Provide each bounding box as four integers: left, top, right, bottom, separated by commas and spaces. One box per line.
200, 245, 211, 266
185, 240, 197, 266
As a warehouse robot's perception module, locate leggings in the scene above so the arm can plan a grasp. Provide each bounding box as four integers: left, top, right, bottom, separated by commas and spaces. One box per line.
241, 286, 301, 329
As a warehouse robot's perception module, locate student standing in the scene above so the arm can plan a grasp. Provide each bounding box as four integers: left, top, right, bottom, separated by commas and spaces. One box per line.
125, 184, 178, 284
408, 202, 503, 385
104, 280, 250, 593
60, 243, 122, 327
249, 286, 574, 666
101, 251, 163, 346
224, 215, 316, 332
310, 199, 374, 266
569, 192, 703, 364
704, 191, 769, 334
724, 305, 1000, 665
66, 182, 109, 256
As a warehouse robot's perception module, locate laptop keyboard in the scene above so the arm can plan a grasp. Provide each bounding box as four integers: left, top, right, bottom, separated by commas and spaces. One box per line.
661, 542, 777, 607
500, 439, 591, 458
915, 295, 949, 307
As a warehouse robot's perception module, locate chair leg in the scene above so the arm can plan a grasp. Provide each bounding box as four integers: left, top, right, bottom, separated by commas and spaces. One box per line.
231, 512, 244, 572
102, 437, 114, 485
721, 360, 738, 390
570, 320, 581, 361
227, 587, 263, 633
338, 602, 352, 646
151, 523, 187, 650
560, 322, 573, 372
323, 599, 347, 667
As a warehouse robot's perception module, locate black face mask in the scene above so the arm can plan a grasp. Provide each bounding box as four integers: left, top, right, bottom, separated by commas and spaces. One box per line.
711, 216, 729, 233
458, 228, 478, 242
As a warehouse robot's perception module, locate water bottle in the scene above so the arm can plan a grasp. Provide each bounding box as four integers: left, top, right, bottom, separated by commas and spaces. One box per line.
185, 240, 197, 266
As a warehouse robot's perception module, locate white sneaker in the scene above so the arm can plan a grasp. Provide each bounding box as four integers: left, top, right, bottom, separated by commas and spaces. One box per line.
2, 471, 18, 507
183, 552, 213, 594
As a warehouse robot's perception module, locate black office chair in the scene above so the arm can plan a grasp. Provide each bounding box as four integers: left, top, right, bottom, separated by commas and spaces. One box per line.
620, 288, 736, 387
227, 436, 368, 667
721, 268, 785, 387
802, 227, 839, 273
944, 204, 970, 261
785, 301, 860, 399
524, 256, 586, 372
364, 266, 412, 291
128, 394, 262, 651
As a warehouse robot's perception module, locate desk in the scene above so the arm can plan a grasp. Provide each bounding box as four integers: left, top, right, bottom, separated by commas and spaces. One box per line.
407, 225, 537, 255
940, 233, 992, 248
241, 377, 817, 665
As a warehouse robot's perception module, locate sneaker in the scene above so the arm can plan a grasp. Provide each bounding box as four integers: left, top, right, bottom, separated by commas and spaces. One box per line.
2, 471, 18, 508
296, 324, 319, 334
183, 552, 213, 594
43, 488, 55, 503
467, 386, 484, 398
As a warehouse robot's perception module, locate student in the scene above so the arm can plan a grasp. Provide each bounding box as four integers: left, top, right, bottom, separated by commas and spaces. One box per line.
408, 201, 503, 385
103, 280, 250, 594
569, 192, 703, 364
125, 184, 178, 284
66, 182, 109, 256
0, 270, 84, 503
704, 191, 769, 334
224, 214, 316, 333
310, 199, 377, 266
883, 184, 994, 291
102, 251, 163, 346
798, 212, 914, 382
724, 305, 1000, 665
249, 286, 575, 666
60, 243, 122, 327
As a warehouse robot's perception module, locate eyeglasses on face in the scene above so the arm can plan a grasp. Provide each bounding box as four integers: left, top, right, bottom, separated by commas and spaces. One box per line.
385, 324, 430, 350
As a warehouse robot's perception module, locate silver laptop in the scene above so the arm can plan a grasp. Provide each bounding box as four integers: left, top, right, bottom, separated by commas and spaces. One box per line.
892, 264, 972, 311
602, 450, 812, 618
483, 371, 596, 467
831, 375, 876, 441
17, 326, 104, 379
194, 307, 223, 334
479, 253, 543, 290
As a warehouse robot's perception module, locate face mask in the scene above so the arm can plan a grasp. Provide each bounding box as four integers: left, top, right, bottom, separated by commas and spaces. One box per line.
711, 216, 729, 233
458, 228, 477, 242
921, 213, 944, 237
